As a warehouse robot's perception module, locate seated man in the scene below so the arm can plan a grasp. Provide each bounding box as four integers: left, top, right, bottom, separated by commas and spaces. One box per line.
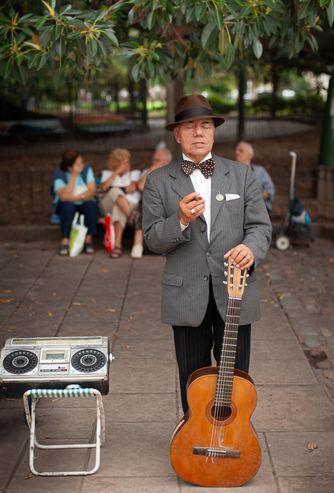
136, 147, 173, 192
235, 141, 275, 214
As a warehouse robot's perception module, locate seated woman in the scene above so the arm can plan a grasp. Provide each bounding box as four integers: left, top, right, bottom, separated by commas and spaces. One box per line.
53, 150, 99, 256
99, 148, 144, 259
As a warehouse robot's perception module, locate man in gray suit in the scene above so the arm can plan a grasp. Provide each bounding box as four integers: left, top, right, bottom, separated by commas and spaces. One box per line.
143, 94, 272, 414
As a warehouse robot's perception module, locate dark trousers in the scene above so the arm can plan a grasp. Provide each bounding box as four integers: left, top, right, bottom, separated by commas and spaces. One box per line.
172, 280, 251, 414
56, 200, 98, 239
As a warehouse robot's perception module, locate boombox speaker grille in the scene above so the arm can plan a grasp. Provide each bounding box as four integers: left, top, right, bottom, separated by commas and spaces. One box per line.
3, 350, 38, 374
71, 349, 106, 373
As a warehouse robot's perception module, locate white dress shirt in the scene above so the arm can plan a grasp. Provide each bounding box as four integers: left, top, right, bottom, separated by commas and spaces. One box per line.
181, 152, 212, 242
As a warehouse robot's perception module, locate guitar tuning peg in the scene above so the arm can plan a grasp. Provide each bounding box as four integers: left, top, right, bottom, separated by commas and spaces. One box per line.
245, 283, 248, 286
223, 281, 227, 285
247, 273, 249, 277
224, 262, 228, 267
224, 271, 227, 276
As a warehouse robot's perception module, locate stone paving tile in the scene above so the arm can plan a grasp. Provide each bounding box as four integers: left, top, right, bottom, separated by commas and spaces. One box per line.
109, 354, 176, 394
0, 409, 28, 489
26, 407, 97, 440
278, 476, 334, 493
96, 421, 176, 477
103, 392, 176, 422
116, 320, 169, 341
251, 359, 316, 385
81, 476, 179, 493
254, 385, 334, 431
113, 337, 175, 362
7, 468, 82, 493
0, 397, 24, 410
0, 250, 16, 271
0, 251, 55, 340
251, 338, 306, 360
266, 431, 334, 476
58, 321, 119, 339
250, 337, 315, 385
21, 445, 90, 476
252, 316, 296, 340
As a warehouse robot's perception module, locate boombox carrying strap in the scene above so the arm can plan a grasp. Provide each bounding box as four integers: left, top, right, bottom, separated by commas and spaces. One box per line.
23, 387, 105, 476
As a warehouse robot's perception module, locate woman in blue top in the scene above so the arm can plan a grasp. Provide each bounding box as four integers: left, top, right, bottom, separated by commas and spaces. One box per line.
54, 150, 99, 255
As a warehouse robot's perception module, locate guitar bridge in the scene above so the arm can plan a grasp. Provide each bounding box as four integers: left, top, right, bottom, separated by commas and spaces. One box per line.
193, 447, 240, 458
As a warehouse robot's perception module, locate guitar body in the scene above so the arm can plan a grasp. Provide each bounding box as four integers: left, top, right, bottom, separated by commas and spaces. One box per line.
170, 367, 261, 487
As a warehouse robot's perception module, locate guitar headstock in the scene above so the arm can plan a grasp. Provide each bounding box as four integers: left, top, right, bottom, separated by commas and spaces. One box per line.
225, 258, 247, 299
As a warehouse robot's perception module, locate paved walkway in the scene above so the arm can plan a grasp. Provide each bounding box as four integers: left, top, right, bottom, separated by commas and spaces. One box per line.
0, 238, 334, 493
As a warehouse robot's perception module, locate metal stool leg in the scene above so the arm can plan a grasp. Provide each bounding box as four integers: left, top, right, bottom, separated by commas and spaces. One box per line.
23, 388, 105, 476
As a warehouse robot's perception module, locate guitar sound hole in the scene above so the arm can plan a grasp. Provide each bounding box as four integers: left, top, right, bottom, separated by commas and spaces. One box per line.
211, 405, 232, 421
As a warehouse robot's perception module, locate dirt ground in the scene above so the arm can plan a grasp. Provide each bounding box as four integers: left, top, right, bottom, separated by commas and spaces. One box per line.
0, 123, 322, 223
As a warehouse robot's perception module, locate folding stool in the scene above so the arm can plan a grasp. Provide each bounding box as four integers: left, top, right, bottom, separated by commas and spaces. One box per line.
23, 387, 105, 476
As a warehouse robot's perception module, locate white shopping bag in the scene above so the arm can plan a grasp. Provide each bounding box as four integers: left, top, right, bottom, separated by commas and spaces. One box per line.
69, 213, 88, 257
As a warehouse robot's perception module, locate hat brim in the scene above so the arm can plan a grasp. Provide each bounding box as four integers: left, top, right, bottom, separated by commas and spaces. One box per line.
166, 114, 225, 131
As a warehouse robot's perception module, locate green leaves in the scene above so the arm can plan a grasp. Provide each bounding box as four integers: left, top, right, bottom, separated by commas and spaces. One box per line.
0, 2, 120, 82
201, 23, 215, 48
223, 44, 236, 70
252, 39, 263, 59
0, 0, 333, 84
327, 0, 334, 26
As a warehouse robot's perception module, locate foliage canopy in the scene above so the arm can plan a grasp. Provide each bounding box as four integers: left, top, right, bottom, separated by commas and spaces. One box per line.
0, 0, 333, 84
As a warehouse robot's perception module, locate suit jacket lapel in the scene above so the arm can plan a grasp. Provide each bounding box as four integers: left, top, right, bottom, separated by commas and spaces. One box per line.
170, 158, 195, 199
170, 158, 209, 227
170, 158, 208, 248
211, 154, 232, 228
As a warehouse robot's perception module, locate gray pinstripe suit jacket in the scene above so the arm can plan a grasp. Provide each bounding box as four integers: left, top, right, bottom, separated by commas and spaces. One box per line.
142, 153, 272, 327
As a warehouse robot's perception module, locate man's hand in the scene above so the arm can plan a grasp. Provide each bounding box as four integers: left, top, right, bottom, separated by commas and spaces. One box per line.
224, 244, 254, 270
179, 192, 205, 225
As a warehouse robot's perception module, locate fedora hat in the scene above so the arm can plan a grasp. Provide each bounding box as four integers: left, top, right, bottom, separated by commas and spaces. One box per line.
166, 93, 225, 131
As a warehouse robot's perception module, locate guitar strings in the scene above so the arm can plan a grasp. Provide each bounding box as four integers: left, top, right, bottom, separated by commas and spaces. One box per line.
209, 295, 231, 457
212, 298, 240, 456
208, 271, 243, 460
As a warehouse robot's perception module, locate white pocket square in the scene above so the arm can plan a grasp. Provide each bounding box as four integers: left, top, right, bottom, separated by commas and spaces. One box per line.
225, 193, 240, 201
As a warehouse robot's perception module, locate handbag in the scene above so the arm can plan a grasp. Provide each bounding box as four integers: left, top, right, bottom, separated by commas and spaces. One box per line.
69, 213, 88, 257
103, 213, 115, 254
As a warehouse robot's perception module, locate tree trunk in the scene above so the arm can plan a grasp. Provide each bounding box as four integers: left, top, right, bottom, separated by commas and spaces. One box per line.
139, 79, 148, 127
318, 75, 334, 167
114, 81, 120, 114
128, 75, 135, 119
270, 63, 278, 119
237, 66, 246, 141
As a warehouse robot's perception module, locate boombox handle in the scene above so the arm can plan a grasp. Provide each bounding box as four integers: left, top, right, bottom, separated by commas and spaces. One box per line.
23, 387, 105, 476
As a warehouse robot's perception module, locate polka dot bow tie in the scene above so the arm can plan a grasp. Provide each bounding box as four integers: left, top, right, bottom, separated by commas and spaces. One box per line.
181, 158, 215, 179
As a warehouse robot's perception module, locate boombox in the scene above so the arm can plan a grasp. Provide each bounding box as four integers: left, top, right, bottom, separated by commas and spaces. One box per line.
0, 336, 111, 397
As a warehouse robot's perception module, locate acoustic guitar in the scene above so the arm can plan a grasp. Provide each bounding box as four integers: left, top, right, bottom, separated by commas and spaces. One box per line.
170, 259, 261, 487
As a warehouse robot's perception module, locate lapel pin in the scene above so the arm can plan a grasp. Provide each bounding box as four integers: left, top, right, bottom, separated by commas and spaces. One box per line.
216, 193, 224, 202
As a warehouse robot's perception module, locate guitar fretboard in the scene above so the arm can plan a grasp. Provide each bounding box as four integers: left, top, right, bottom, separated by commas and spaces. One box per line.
214, 297, 241, 407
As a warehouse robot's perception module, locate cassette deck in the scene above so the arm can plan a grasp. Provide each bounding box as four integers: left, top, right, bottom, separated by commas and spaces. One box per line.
0, 336, 111, 397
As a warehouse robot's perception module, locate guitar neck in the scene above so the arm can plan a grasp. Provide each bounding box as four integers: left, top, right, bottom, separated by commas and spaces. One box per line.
215, 297, 241, 407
